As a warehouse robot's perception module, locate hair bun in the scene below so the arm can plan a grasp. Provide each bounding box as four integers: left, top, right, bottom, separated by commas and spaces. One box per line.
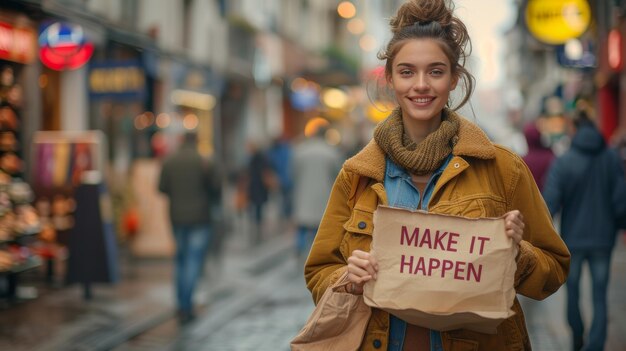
389, 0, 453, 34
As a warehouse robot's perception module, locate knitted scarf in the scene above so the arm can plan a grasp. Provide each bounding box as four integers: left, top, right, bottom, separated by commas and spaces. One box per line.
373, 108, 460, 176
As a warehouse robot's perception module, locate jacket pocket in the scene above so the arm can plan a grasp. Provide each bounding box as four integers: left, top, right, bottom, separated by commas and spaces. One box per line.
430, 194, 507, 218
340, 208, 374, 260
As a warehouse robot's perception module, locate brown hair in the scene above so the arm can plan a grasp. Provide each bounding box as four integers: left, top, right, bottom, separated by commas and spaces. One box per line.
378, 0, 474, 110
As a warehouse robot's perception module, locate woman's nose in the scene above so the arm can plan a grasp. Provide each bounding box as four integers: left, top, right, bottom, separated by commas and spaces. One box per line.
412, 73, 428, 90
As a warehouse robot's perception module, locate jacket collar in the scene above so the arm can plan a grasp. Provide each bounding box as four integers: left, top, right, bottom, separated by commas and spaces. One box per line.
343, 112, 496, 182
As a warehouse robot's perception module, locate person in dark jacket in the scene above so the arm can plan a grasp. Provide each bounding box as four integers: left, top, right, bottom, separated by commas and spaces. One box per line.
543, 110, 625, 351
522, 121, 555, 191
246, 141, 274, 244
158, 132, 220, 324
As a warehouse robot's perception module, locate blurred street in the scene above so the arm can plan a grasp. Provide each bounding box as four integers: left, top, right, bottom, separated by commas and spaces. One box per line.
1, 216, 626, 351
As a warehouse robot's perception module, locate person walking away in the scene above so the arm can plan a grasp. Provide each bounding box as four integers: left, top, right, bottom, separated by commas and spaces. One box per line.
304, 0, 570, 350
267, 136, 294, 225
543, 107, 626, 351
158, 132, 220, 324
522, 121, 555, 191
291, 126, 342, 261
246, 141, 273, 244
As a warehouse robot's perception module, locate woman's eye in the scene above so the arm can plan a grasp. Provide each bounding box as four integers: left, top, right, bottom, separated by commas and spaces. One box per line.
400, 70, 413, 76
431, 70, 444, 76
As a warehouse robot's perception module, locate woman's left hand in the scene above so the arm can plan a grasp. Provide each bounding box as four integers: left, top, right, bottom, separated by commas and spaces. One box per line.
504, 210, 524, 245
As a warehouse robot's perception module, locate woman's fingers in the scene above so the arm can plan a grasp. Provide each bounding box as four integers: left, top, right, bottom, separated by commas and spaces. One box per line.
504, 210, 524, 244
348, 250, 378, 281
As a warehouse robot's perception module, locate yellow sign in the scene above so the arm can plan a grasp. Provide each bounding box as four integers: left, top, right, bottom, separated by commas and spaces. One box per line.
525, 0, 591, 45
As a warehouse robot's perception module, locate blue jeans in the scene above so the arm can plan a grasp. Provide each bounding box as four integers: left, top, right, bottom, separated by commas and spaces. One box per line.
172, 224, 211, 314
566, 249, 612, 351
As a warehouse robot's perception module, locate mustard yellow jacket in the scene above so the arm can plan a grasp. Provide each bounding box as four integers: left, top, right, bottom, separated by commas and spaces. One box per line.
304, 114, 570, 351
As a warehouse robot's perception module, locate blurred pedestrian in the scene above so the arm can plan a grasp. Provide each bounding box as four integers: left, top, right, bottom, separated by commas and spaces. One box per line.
304, 0, 570, 349
543, 106, 626, 351
291, 125, 342, 260
158, 132, 220, 324
522, 121, 555, 191
267, 136, 294, 223
246, 141, 274, 244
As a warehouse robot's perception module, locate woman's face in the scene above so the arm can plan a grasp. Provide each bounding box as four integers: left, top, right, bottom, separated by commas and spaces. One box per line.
388, 39, 458, 126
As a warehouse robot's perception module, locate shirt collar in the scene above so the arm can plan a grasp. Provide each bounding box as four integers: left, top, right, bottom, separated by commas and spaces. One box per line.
386, 154, 453, 179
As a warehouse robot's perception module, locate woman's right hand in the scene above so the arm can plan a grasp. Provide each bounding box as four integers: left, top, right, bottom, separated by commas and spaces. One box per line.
346, 249, 379, 294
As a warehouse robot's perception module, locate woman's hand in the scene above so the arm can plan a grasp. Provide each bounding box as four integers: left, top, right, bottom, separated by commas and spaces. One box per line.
346, 249, 378, 294
504, 210, 524, 245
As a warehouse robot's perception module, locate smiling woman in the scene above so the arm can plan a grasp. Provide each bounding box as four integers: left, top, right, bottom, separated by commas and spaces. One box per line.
303, 0, 570, 350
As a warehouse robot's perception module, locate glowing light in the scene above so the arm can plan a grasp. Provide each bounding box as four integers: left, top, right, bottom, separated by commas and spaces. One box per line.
608, 29, 623, 71
156, 113, 171, 129
325, 128, 341, 146
564, 39, 583, 61
304, 117, 330, 137
290, 77, 308, 91
367, 101, 395, 123
359, 34, 378, 52
337, 2, 356, 19
134, 113, 151, 130
322, 88, 349, 110
347, 18, 365, 35
183, 114, 199, 130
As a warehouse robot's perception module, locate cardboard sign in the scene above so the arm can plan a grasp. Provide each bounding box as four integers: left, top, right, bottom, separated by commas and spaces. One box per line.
363, 206, 517, 334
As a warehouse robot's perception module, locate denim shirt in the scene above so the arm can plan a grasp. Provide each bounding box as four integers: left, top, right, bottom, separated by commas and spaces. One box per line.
384, 155, 452, 351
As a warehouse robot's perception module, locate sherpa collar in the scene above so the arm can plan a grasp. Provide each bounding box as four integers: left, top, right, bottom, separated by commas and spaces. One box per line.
343, 111, 496, 182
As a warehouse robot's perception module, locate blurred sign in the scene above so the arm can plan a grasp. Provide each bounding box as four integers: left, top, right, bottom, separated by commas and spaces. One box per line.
88, 61, 146, 100
39, 22, 94, 71
556, 38, 596, 68
525, 0, 591, 45
0, 21, 36, 63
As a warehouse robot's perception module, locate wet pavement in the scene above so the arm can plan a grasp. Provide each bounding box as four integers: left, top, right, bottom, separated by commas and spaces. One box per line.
1, 225, 626, 351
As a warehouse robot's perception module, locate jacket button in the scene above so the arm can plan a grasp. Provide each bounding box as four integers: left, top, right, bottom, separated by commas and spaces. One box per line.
358, 221, 367, 229
373, 339, 382, 349
454, 162, 460, 169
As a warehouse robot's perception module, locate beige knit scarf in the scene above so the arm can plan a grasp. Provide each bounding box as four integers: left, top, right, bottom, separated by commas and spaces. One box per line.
373, 108, 460, 176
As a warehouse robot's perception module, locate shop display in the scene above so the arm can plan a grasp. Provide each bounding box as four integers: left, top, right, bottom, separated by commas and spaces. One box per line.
0, 63, 41, 298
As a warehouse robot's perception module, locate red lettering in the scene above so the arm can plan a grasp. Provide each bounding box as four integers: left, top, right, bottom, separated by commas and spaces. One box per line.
447, 232, 459, 252
433, 231, 448, 250
427, 257, 440, 275
415, 256, 426, 275
419, 228, 432, 249
441, 259, 454, 277
477, 237, 491, 255
468, 263, 482, 282
400, 226, 419, 246
400, 254, 413, 274
454, 261, 466, 280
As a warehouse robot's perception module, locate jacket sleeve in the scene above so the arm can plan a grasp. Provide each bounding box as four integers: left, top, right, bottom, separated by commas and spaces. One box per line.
509, 156, 570, 300
304, 168, 354, 304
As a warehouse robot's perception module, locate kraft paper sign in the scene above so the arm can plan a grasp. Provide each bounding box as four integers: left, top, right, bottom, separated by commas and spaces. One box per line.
363, 205, 517, 334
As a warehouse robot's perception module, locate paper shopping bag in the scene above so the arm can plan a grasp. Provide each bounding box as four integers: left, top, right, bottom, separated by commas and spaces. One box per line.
291, 270, 372, 351
363, 206, 517, 334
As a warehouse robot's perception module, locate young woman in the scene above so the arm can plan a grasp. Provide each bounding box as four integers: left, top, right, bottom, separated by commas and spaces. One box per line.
304, 0, 570, 350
